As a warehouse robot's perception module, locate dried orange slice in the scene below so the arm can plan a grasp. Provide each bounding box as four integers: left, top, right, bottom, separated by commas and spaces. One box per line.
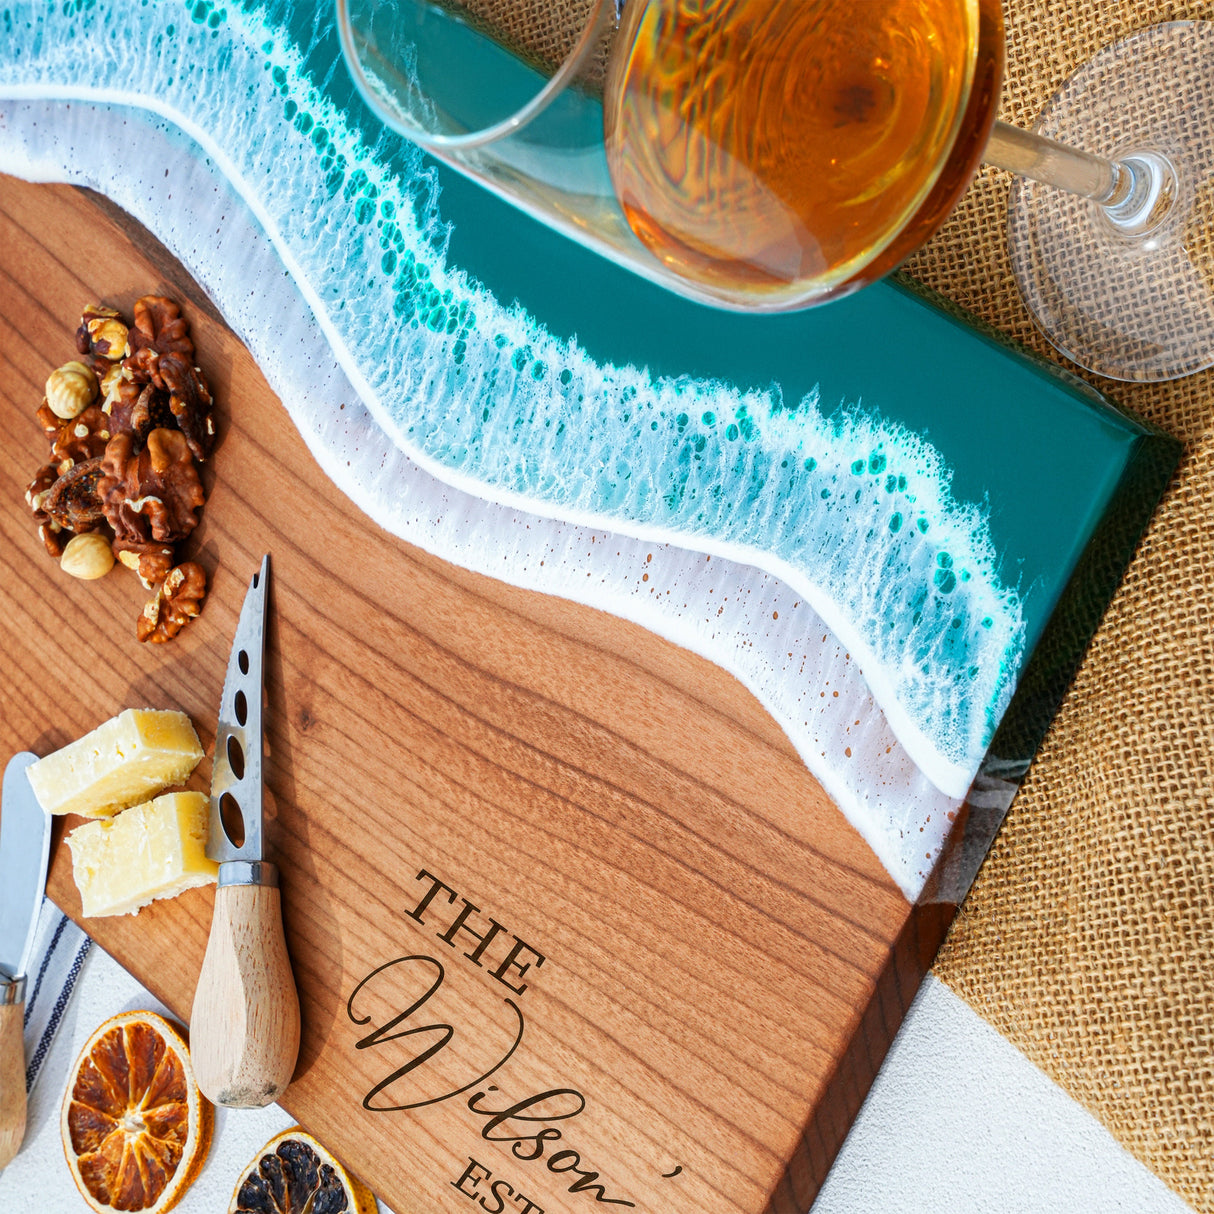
61, 1010, 213, 1214
229, 1128, 377, 1214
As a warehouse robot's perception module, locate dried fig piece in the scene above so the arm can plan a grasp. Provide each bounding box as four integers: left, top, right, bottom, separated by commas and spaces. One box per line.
43, 457, 107, 532
129, 385, 178, 444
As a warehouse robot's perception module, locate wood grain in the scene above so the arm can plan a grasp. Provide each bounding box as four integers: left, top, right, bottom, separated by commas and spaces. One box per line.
190, 881, 301, 1108
0, 172, 951, 1214
0, 998, 26, 1170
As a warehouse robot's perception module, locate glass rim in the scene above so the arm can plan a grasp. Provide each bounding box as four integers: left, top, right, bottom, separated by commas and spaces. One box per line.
335, 0, 613, 151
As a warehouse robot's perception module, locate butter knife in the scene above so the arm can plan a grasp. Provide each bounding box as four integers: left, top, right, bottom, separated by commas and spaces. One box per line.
0, 752, 52, 1167
190, 555, 300, 1108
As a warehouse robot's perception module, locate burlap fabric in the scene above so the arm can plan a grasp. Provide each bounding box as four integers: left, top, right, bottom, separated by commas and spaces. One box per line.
462, 0, 604, 74
908, 3, 1214, 1208
457, 0, 1214, 1202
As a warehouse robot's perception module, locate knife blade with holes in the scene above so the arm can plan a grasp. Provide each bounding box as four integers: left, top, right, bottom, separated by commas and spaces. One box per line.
190, 554, 300, 1108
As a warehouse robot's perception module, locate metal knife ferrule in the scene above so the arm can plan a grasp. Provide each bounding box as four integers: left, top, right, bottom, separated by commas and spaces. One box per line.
218, 860, 279, 888
0, 973, 26, 1004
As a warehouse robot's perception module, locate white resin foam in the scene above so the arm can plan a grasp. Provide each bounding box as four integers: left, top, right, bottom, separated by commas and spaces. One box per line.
0, 0, 1032, 897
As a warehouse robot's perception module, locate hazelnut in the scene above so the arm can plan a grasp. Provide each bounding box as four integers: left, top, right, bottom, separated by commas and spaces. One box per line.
45, 360, 99, 420
87, 317, 130, 360
59, 532, 115, 580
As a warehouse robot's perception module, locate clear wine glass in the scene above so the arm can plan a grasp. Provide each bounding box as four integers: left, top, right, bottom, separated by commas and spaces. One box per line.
335, 0, 1214, 383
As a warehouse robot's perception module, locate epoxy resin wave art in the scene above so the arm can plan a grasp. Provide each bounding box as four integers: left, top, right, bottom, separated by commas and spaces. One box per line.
0, 0, 1032, 894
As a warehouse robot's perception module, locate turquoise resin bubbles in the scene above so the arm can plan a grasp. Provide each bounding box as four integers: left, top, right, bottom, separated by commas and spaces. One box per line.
0, 0, 1040, 895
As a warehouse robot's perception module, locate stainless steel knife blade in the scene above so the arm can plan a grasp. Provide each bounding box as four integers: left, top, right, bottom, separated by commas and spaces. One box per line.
208, 554, 269, 868
0, 752, 52, 986
1, 751, 50, 1166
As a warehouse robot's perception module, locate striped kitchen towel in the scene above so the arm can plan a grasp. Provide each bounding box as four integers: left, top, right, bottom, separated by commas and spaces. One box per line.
21, 897, 91, 1094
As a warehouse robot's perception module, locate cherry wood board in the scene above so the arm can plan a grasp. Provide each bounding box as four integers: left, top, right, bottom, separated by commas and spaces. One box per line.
0, 173, 950, 1214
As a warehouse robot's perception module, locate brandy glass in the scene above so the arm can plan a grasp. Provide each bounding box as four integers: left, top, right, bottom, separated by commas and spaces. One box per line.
336, 0, 1214, 382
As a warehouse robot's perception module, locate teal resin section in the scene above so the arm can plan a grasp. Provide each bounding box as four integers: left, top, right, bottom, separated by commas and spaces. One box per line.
0, 0, 1147, 792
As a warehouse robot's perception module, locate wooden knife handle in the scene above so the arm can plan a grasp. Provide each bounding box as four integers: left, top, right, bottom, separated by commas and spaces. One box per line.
189, 878, 300, 1108
0, 990, 27, 1169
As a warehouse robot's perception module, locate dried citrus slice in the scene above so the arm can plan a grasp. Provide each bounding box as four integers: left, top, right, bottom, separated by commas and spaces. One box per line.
229, 1128, 377, 1214
61, 1010, 213, 1214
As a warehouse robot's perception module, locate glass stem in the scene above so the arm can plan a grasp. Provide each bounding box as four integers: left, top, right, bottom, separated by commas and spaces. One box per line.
984, 121, 1178, 236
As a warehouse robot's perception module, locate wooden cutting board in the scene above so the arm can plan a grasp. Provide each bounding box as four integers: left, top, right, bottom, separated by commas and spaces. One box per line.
0, 173, 948, 1214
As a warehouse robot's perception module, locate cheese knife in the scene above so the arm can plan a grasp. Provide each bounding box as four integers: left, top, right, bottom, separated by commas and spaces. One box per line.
190, 554, 300, 1108
0, 752, 52, 1168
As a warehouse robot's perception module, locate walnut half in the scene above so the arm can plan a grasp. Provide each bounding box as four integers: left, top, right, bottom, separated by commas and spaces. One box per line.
113, 539, 176, 589
39, 401, 111, 471
99, 428, 205, 547
26, 463, 65, 557
158, 352, 215, 462
128, 295, 194, 361
137, 562, 206, 643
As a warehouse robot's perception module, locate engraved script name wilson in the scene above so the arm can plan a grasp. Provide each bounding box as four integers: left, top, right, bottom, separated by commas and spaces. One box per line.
347, 868, 682, 1209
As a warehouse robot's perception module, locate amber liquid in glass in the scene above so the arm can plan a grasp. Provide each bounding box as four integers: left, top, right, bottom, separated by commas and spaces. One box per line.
604, 0, 1004, 307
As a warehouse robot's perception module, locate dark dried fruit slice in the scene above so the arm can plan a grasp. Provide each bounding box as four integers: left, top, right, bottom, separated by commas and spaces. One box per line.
229, 1129, 377, 1214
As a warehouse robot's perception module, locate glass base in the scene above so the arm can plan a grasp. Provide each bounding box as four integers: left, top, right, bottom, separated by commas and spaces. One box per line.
1009, 21, 1214, 383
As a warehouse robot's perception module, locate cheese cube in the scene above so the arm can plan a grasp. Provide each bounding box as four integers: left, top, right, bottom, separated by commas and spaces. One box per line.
28, 708, 204, 818
66, 791, 218, 917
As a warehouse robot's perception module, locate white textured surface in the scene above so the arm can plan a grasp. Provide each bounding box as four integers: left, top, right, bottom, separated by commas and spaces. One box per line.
815, 975, 1194, 1214
0, 950, 1190, 1213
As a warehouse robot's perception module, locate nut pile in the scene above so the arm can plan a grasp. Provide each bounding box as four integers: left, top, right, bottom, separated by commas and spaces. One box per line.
25, 297, 215, 643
